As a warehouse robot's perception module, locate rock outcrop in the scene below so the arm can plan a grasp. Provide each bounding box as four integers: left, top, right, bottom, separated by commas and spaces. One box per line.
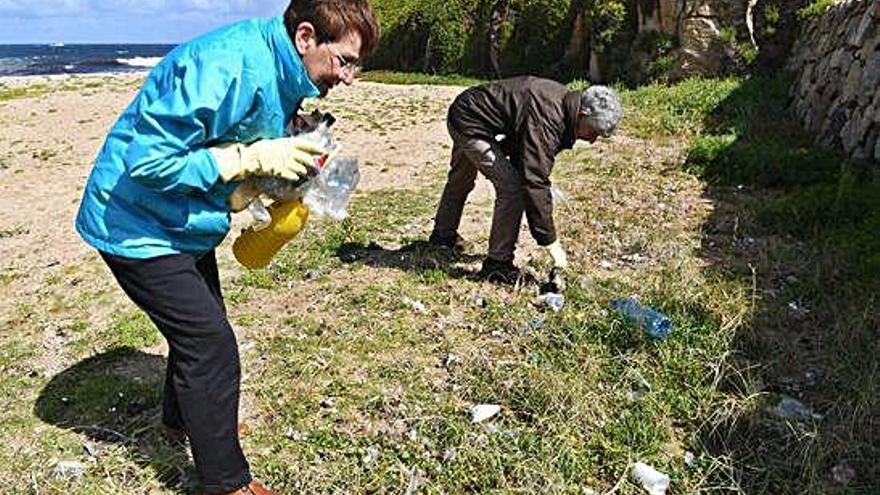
636, 0, 752, 77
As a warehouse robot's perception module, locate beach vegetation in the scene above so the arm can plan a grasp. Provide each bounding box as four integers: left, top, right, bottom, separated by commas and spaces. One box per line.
0, 71, 875, 494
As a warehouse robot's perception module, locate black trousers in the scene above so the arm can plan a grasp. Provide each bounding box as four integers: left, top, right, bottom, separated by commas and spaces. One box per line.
100, 250, 251, 493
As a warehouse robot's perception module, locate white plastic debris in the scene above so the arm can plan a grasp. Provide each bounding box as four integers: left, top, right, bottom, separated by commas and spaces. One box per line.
550, 186, 569, 207
470, 404, 501, 423
403, 467, 420, 495
402, 296, 428, 314
774, 395, 823, 421
442, 448, 457, 462
444, 354, 459, 369
626, 389, 647, 401
631, 462, 670, 495
537, 293, 565, 312
683, 451, 695, 468
82, 441, 99, 458
362, 446, 379, 466
51, 460, 84, 479
832, 464, 856, 485
787, 301, 810, 316
247, 200, 272, 230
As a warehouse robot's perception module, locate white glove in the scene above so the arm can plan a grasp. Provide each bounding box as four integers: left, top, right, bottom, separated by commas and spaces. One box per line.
210, 136, 326, 183
547, 240, 568, 269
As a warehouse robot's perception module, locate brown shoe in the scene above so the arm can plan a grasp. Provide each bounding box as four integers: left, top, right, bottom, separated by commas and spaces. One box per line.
207, 479, 277, 495
162, 424, 188, 445
163, 422, 250, 445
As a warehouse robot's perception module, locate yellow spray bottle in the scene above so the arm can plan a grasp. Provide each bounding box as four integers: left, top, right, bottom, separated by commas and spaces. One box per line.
232, 110, 338, 269
232, 198, 309, 269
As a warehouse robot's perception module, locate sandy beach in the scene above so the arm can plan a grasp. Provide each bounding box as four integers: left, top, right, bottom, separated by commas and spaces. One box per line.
0, 72, 482, 331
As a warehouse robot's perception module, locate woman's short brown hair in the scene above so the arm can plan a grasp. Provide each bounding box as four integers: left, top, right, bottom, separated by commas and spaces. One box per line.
284, 0, 380, 58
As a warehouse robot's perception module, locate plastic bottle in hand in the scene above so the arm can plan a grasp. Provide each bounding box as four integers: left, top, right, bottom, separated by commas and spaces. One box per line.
232, 198, 309, 269
612, 297, 672, 339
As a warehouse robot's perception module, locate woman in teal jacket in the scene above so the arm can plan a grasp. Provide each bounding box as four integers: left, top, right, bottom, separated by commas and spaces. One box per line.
75, 1, 378, 494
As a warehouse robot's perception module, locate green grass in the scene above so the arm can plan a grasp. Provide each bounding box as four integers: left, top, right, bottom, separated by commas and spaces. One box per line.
0, 84, 51, 102
0, 77, 131, 104
237, 187, 440, 288
797, 0, 836, 19
666, 73, 879, 493
622, 77, 741, 138
359, 70, 485, 87
1, 73, 876, 494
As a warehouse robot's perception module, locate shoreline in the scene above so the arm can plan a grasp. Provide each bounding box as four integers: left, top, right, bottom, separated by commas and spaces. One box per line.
0, 70, 149, 87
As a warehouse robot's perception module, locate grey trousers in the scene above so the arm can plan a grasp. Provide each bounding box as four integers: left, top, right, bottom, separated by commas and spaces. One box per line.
433, 123, 524, 262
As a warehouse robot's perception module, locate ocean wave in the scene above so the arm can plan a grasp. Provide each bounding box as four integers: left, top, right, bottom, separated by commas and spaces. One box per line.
115, 56, 162, 68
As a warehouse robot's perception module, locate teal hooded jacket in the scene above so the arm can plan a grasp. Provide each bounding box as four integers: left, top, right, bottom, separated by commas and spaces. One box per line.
75, 16, 320, 258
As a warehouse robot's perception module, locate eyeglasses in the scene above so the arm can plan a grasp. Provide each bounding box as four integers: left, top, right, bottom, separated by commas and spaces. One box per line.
329, 45, 359, 77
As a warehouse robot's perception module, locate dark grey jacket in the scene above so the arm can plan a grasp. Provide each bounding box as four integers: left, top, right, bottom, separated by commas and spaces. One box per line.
447, 75, 580, 246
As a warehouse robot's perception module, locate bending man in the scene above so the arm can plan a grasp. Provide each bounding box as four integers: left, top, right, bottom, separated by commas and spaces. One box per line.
430, 76, 623, 283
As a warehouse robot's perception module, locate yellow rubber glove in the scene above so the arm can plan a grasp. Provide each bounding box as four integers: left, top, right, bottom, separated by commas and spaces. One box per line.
209, 136, 327, 183
547, 240, 568, 269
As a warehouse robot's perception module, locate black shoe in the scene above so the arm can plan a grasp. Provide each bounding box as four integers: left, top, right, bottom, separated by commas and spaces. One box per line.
428, 231, 472, 253
477, 258, 520, 284
540, 267, 566, 294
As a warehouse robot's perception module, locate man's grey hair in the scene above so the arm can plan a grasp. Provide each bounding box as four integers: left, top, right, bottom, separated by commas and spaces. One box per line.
580, 85, 623, 137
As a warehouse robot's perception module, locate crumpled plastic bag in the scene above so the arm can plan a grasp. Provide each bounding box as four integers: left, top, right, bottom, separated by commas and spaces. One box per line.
235, 111, 359, 228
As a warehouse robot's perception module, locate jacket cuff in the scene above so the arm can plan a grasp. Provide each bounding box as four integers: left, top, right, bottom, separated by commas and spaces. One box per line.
208, 143, 243, 183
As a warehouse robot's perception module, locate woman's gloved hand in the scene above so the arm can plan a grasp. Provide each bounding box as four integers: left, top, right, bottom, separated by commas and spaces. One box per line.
210, 136, 326, 183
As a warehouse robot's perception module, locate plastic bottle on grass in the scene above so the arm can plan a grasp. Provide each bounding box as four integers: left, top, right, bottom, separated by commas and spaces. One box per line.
233, 198, 309, 269
612, 297, 672, 339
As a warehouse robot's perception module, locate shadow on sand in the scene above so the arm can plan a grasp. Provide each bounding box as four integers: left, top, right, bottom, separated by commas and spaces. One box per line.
35, 347, 197, 493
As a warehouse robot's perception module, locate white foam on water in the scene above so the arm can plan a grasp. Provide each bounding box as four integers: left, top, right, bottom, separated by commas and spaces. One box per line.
116, 56, 162, 68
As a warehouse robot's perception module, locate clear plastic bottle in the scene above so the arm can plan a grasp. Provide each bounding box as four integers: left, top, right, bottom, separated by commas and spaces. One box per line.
611, 297, 672, 339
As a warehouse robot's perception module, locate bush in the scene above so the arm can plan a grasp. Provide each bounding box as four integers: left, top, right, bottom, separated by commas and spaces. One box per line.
369, 0, 475, 74
796, 0, 835, 20
368, 0, 633, 78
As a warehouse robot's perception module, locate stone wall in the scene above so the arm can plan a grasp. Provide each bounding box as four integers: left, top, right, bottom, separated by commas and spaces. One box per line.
788, 0, 880, 161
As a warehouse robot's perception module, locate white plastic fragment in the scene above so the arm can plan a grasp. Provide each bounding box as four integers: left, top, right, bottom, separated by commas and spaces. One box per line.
832, 464, 856, 485
444, 354, 459, 369
404, 467, 420, 495
362, 446, 379, 466
537, 292, 565, 312
774, 395, 823, 421
470, 404, 501, 423
442, 448, 457, 462
550, 186, 569, 206
631, 462, 670, 495
83, 441, 99, 458
50, 460, 84, 479
684, 451, 695, 467
402, 296, 428, 314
